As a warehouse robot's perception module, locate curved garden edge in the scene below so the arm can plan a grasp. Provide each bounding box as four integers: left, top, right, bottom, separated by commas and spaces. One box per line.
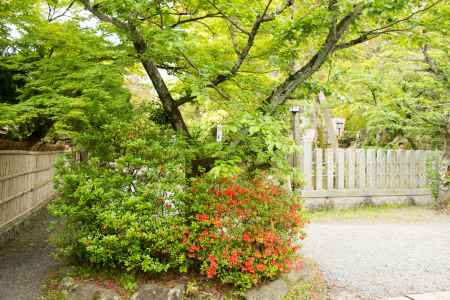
44, 259, 330, 300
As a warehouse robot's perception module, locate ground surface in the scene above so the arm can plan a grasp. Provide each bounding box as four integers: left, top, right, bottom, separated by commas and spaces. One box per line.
2, 205, 449, 300
302, 206, 450, 299
0, 209, 58, 300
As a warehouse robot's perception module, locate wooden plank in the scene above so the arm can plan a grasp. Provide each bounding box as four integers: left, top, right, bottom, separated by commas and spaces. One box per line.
376, 149, 385, 188
303, 142, 313, 190
405, 150, 412, 187
367, 149, 376, 189
315, 148, 323, 191
409, 150, 416, 188
326, 148, 334, 190
392, 150, 399, 188
386, 150, 394, 189
356, 149, 366, 189
414, 150, 422, 187
347, 149, 356, 190
398, 150, 407, 187
337, 148, 345, 190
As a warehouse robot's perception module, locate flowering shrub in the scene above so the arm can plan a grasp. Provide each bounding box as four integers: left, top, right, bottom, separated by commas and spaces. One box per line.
49, 113, 307, 290
182, 176, 307, 289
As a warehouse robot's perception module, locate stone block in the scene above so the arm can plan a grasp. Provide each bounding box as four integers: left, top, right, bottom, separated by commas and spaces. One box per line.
245, 279, 289, 300
131, 283, 185, 300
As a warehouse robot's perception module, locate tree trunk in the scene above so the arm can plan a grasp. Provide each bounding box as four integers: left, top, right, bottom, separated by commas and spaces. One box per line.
140, 58, 190, 136
131, 35, 190, 136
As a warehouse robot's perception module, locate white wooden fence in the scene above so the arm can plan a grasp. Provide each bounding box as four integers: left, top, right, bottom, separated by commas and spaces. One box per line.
296, 144, 440, 208
0, 150, 62, 233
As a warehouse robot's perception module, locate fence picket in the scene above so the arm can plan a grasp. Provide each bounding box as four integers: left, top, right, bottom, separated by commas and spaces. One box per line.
367, 149, 376, 189
376, 149, 385, 188
347, 149, 356, 190
408, 150, 415, 188
337, 148, 345, 190
357, 149, 366, 189
326, 148, 334, 190
315, 149, 323, 190
303, 142, 313, 190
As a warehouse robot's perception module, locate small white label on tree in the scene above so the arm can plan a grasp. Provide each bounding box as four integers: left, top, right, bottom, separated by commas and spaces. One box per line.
216, 124, 223, 142
289, 106, 301, 113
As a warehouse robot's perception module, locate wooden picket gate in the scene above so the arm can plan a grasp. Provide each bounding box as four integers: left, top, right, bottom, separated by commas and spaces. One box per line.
0, 150, 62, 235
295, 144, 440, 208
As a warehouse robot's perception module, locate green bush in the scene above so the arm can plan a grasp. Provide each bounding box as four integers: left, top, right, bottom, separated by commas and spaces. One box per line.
49, 117, 192, 273
182, 176, 306, 289
50, 114, 307, 290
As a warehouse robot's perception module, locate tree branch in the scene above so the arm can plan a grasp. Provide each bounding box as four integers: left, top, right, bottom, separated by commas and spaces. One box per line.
47, 0, 75, 22
264, 3, 365, 111
204, 0, 249, 34
336, 28, 410, 49
336, 0, 443, 50
170, 12, 221, 28
209, 0, 293, 86
175, 95, 196, 106
77, 0, 129, 31
261, 0, 294, 21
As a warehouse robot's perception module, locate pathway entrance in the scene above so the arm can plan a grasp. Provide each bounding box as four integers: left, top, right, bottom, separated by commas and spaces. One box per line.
0, 208, 57, 300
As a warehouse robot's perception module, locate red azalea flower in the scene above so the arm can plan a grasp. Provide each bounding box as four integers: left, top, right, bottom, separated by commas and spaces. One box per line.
229, 251, 239, 266
242, 232, 251, 242
243, 258, 255, 273
196, 214, 209, 222
207, 255, 218, 278
256, 263, 266, 272
189, 245, 200, 252
224, 187, 235, 197
215, 190, 222, 197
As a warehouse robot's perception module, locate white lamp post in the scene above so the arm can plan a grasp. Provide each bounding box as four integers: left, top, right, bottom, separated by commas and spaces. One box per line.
332, 117, 346, 137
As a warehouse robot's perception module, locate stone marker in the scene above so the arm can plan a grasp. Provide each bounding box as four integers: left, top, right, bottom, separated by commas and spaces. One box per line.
245, 279, 289, 300
59, 277, 120, 300
131, 283, 185, 300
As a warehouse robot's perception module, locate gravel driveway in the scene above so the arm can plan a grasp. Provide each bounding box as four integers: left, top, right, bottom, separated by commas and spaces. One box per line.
302, 215, 450, 299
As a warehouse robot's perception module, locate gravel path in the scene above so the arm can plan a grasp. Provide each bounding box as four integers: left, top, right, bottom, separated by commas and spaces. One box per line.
0, 209, 58, 300
302, 218, 450, 299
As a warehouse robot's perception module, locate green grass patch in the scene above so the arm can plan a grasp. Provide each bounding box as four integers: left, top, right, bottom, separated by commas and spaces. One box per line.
308, 203, 440, 223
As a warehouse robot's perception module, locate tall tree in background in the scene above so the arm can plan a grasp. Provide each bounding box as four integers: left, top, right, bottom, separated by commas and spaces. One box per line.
0, 1, 132, 142
1, 0, 447, 152
75, 0, 444, 136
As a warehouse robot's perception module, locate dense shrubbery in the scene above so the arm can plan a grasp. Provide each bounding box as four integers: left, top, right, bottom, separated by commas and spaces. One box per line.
49, 117, 192, 273
49, 115, 306, 290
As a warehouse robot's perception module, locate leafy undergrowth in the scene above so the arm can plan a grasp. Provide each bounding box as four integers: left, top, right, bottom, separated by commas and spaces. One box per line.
308, 203, 448, 224
42, 259, 327, 300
